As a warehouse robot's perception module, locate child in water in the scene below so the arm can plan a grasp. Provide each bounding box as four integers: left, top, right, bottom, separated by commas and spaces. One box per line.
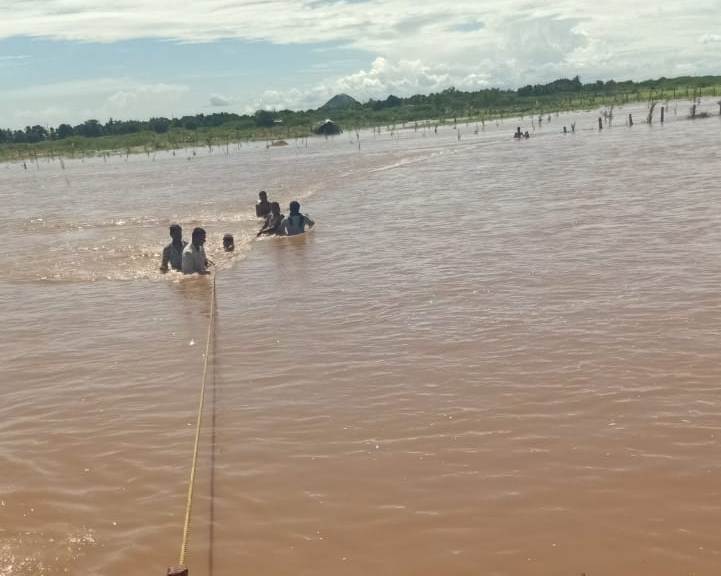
257, 202, 285, 236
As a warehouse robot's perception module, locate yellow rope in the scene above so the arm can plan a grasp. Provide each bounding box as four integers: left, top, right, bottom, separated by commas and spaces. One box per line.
179, 272, 217, 567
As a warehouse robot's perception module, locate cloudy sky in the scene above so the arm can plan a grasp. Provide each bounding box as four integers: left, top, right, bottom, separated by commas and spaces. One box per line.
0, 0, 719, 128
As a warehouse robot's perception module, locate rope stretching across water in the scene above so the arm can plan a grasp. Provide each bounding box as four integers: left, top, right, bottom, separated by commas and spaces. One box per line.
178, 272, 217, 568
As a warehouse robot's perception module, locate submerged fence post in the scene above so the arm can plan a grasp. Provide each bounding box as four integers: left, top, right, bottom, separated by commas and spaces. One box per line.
691, 104, 697, 119
660, 106, 665, 123
628, 113, 633, 127
598, 117, 603, 130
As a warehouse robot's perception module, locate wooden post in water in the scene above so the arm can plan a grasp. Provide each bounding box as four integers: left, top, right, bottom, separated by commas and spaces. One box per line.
628, 113, 633, 127
167, 566, 188, 576
691, 104, 697, 119
660, 106, 665, 123
598, 117, 603, 131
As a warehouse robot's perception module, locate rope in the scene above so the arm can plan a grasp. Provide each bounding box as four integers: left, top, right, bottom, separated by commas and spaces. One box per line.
178, 272, 217, 567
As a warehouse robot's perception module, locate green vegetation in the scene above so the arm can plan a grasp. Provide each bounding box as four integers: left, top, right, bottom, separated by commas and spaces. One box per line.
2, 75, 721, 162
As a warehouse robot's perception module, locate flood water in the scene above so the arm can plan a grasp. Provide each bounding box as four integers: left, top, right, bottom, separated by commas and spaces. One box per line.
2, 101, 721, 576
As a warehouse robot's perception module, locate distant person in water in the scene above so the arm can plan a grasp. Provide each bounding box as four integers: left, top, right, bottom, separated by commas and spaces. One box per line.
223, 233, 235, 252
514, 127, 522, 139
278, 201, 315, 236
256, 191, 271, 218
160, 224, 187, 273
182, 227, 210, 275
524, 131, 530, 139
257, 202, 284, 236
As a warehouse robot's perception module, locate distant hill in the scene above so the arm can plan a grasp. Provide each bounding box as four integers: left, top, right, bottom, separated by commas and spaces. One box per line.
321, 93, 360, 111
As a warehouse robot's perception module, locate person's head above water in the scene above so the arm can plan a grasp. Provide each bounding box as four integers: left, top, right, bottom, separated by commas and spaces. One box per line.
191, 227, 206, 247
169, 224, 182, 242
259, 191, 268, 202
289, 200, 300, 215
223, 233, 235, 252
270, 202, 281, 216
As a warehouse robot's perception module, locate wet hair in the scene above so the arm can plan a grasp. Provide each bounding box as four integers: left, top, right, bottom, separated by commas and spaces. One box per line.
191, 227, 206, 243
259, 190, 268, 200
270, 202, 281, 214
223, 233, 235, 251
169, 223, 182, 235
289, 201, 300, 215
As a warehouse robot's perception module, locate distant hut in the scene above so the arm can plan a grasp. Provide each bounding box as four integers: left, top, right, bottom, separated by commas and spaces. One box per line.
313, 119, 342, 136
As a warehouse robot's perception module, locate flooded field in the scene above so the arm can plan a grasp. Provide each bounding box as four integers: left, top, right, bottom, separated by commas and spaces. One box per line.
2, 101, 721, 575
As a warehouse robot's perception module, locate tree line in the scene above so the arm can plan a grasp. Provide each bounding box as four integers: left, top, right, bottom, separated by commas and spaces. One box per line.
0, 113, 259, 144
2, 74, 720, 145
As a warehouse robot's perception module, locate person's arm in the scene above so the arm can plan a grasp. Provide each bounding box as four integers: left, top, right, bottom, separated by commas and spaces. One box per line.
257, 220, 271, 237
160, 245, 170, 272
200, 248, 211, 275
270, 217, 283, 234
304, 214, 315, 229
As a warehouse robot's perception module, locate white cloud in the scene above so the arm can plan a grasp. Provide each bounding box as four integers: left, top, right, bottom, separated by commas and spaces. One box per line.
0, 79, 189, 126
331, 57, 491, 100
103, 83, 188, 117
700, 33, 721, 44
248, 57, 494, 113
0, 0, 718, 82
209, 94, 232, 107
0, 53, 31, 69
1, 1, 720, 125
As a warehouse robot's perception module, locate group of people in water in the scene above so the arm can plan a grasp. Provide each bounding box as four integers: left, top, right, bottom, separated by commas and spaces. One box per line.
254, 191, 315, 237
159, 191, 315, 275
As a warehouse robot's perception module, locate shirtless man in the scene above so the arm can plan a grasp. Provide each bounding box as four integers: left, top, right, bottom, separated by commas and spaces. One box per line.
256, 191, 271, 218
160, 224, 187, 273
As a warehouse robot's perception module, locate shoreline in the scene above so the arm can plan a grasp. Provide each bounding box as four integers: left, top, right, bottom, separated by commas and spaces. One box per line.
2, 85, 720, 163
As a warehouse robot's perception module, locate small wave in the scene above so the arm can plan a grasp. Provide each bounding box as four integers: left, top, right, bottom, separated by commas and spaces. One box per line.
368, 150, 447, 173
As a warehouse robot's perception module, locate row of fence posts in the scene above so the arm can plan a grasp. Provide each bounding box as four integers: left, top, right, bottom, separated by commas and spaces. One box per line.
595, 100, 721, 131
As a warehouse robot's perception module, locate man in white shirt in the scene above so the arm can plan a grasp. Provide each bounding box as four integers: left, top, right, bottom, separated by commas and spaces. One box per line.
182, 227, 210, 275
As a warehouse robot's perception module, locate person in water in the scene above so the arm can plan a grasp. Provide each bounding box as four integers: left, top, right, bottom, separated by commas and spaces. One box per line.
182, 227, 210, 275
257, 202, 284, 236
160, 224, 187, 273
514, 127, 522, 139
256, 191, 271, 218
278, 201, 315, 236
223, 233, 235, 252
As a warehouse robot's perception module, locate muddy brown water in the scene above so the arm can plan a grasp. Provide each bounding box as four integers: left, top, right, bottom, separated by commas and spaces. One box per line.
2, 102, 721, 575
